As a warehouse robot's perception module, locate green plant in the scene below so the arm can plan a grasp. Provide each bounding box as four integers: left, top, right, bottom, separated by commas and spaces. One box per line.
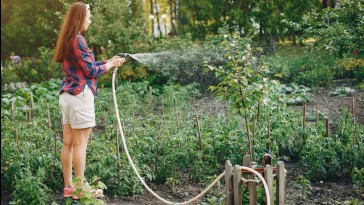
10, 168, 50, 205
71, 176, 107, 205
206, 31, 276, 160
293, 175, 312, 199
351, 167, 364, 187
329, 87, 355, 97
165, 177, 181, 195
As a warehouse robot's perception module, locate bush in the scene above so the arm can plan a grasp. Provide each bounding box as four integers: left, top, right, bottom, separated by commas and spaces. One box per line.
14, 47, 62, 84
264, 49, 336, 87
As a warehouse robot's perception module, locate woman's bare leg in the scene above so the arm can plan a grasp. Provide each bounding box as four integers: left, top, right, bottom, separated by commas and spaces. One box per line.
61, 124, 74, 188
72, 127, 92, 181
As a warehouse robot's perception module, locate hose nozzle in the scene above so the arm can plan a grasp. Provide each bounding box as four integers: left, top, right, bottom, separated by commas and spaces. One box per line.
118, 53, 129, 58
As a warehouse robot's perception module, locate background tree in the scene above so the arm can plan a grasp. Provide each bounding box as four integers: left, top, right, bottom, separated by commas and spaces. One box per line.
1, 0, 63, 59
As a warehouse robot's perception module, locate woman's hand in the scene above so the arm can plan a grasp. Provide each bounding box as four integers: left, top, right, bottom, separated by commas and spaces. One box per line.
105, 56, 126, 71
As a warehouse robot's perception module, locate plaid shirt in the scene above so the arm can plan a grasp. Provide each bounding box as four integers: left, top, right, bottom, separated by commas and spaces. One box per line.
59, 34, 107, 96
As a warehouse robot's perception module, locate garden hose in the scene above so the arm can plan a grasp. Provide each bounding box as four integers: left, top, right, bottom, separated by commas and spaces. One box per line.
112, 67, 271, 205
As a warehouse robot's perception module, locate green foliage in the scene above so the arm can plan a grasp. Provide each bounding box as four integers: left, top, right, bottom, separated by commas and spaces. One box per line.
1, 0, 64, 59
1, 79, 363, 204
302, 0, 364, 57
10, 168, 50, 205
293, 175, 312, 198
11, 47, 62, 84
71, 176, 107, 205
264, 49, 336, 87
351, 167, 364, 187
207, 31, 274, 116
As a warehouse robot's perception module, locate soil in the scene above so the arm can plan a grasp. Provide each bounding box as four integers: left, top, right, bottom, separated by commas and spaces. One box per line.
1, 82, 363, 205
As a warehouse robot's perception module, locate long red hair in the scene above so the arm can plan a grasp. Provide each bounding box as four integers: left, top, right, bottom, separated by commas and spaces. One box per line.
53, 2, 87, 62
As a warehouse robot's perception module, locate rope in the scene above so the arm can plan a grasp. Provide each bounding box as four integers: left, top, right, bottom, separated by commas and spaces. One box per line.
111, 68, 270, 205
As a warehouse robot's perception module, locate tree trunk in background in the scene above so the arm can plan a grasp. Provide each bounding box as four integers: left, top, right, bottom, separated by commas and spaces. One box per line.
330, 0, 336, 8
150, 0, 154, 36
169, 0, 177, 36
292, 34, 297, 46
259, 20, 264, 43
154, 0, 162, 38
323, 0, 328, 8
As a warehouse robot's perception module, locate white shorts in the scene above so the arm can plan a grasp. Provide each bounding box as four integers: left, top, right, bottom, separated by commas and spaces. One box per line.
59, 85, 95, 129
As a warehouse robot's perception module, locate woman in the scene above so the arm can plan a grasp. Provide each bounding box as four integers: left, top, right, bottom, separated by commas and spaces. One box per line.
53, 1, 125, 199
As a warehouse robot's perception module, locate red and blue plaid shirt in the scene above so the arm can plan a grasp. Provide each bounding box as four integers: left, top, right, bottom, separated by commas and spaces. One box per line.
59, 34, 107, 96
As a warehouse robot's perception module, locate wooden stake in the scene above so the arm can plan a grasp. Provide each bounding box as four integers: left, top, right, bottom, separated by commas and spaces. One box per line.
257, 102, 261, 123
161, 95, 165, 117
276, 161, 286, 205
267, 115, 271, 150
132, 106, 135, 131
149, 86, 153, 114
302, 103, 306, 129
352, 95, 355, 122
195, 113, 202, 151
104, 110, 107, 132
174, 97, 180, 128
315, 102, 318, 127
47, 103, 51, 130
233, 165, 242, 205
54, 128, 58, 158
325, 118, 329, 139
244, 115, 252, 162
11, 101, 20, 152
225, 161, 233, 205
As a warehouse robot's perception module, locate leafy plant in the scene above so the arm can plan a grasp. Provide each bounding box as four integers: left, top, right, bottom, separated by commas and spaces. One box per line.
293, 175, 312, 199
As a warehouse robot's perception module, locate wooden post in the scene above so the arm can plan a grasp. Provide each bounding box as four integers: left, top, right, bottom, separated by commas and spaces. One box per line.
252, 118, 255, 156
315, 102, 318, 127
174, 97, 180, 128
11, 101, 15, 120
247, 180, 258, 205
276, 161, 286, 205
243, 155, 252, 179
54, 129, 58, 157
195, 113, 202, 151
267, 116, 271, 150
132, 106, 135, 131
325, 118, 329, 139
233, 165, 242, 205
257, 102, 261, 123
302, 103, 306, 129
264, 165, 274, 205
225, 161, 233, 205
11, 101, 20, 151
161, 95, 165, 117
104, 110, 107, 132
262, 154, 272, 166
47, 103, 51, 130
149, 86, 153, 114
352, 96, 355, 122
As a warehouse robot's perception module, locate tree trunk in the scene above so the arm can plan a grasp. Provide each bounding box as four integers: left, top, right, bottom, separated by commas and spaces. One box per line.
323, 0, 328, 8
169, 0, 177, 36
154, 0, 162, 38
330, 0, 336, 8
150, 0, 154, 36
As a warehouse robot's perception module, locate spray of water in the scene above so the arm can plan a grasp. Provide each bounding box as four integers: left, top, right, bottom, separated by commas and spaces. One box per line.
120, 52, 172, 65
